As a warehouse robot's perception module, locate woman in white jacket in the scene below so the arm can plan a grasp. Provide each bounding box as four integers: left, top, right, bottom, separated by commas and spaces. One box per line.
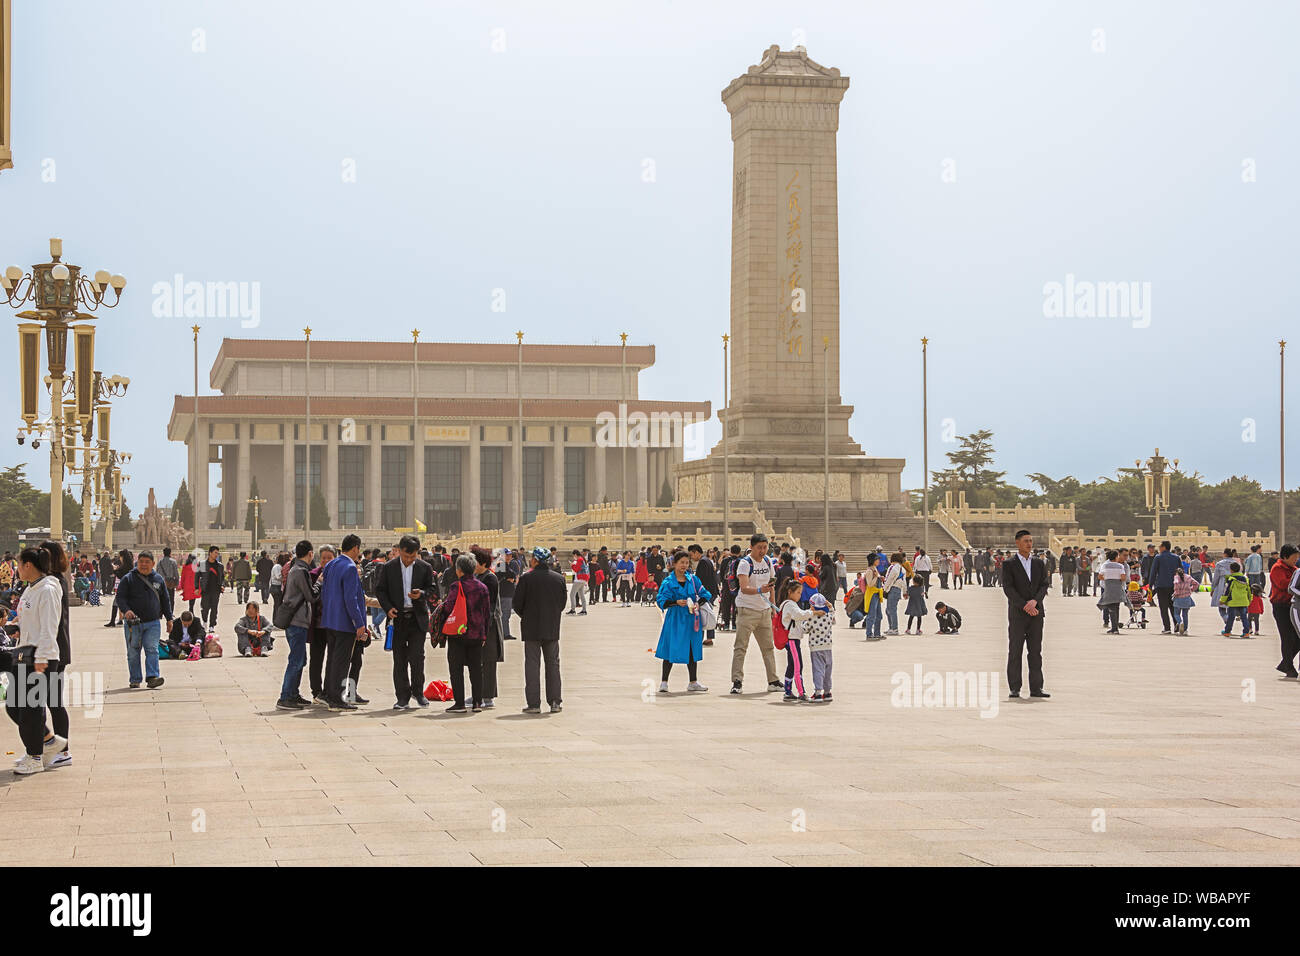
8, 548, 66, 775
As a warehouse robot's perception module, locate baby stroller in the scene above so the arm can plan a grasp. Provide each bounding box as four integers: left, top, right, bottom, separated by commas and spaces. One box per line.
640, 581, 659, 607
1124, 587, 1148, 629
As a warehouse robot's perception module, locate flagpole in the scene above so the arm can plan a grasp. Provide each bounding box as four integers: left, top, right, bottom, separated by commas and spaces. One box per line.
620, 332, 628, 553
303, 326, 311, 541
922, 336, 929, 557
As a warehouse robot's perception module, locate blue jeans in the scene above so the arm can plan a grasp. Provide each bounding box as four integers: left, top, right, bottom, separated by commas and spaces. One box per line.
280, 625, 309, 701
1171, 606, 1189, 630
885, 590, 901, 632
1222, 607, 1250, 635
124, 618, 161, 683
848, 609, 865, 627
864, 594, 883, 636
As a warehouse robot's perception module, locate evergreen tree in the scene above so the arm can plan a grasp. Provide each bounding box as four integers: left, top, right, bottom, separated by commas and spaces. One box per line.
656, 477, 674, 508
113, 496, 134, 531
309, 485, 331, 531
171, 479, 194, 527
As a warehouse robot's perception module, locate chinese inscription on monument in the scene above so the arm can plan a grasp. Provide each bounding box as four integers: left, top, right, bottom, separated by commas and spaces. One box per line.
777, 163, 811, 361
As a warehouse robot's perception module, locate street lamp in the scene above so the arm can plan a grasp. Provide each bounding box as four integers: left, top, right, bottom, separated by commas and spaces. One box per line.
4, 238, 126, 540
247, 494, 267, 551
1134, 448, 1180, 537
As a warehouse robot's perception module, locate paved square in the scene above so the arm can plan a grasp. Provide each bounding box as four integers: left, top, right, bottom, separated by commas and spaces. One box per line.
4, 584, 1297, 866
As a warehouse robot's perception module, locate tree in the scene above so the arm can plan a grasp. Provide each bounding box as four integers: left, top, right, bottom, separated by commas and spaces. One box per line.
113, 496, 133, 531
931, 429, 1022, 507
309, 486, 331, 531
0, 466, 82, 549
171, 479, 194, 528
656, 477, 674, 508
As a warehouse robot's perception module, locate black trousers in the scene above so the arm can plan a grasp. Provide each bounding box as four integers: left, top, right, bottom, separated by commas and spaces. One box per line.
618, 579, 632, 604
1154, 587, 1175, 630
1276, 602, 1300, 671
308, 628, 328, 695
324, 628, 357, 704
5, 663, 57, 757
349, 638, 365, 684
1006, 608, 1044, 695
390, 613, 426, 704
524, 640, 562, 708
200, 592, 219, 629
445, 638, 483, 708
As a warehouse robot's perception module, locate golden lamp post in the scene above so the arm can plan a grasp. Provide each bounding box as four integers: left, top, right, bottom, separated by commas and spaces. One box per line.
3, 238, 127, 540
1134, 448, 1180, 537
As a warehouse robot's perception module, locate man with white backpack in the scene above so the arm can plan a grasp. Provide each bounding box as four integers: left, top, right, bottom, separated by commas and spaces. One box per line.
729, 533, 782, 696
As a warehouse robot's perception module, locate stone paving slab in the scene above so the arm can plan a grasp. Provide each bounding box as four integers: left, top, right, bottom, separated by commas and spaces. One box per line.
2, 583, 1297, 866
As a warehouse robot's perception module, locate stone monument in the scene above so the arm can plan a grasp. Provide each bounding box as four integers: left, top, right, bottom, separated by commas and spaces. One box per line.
134, 486, 194, 553
674, 46, 953, 552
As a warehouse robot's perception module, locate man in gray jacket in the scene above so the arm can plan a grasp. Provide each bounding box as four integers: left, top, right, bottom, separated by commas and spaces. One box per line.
275, 540, 316, 711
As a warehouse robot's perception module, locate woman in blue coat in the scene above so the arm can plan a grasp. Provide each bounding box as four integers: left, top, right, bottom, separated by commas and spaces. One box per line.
655, 550, 712, 694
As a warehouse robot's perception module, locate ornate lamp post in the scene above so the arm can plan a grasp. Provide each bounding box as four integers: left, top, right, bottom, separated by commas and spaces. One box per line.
98, 448, 132, 552
3, 238, 126, 539
63, 372, 129, 547
1134, 448, 1180, 537
247, 494, 267, 552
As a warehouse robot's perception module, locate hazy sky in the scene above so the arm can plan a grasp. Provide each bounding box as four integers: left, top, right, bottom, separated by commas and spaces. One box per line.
3, 0, 1296, 509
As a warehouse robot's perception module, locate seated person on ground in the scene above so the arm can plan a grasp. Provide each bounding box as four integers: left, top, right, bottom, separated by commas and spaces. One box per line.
164, 611, 206, 659
234, 602, 275, 656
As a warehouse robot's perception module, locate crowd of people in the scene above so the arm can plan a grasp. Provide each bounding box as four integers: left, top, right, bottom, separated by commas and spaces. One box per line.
4, 529, 1300, 776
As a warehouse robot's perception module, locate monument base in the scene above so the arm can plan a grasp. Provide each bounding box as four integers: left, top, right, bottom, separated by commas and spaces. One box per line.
673, 452, 961, 557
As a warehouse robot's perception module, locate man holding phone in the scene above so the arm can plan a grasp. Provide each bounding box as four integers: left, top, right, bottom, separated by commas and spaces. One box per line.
376, 535, 436, 710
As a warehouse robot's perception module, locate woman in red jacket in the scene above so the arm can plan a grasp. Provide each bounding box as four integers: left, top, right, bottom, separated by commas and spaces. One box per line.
180, 554, 200, 614
634, 553, 650, 604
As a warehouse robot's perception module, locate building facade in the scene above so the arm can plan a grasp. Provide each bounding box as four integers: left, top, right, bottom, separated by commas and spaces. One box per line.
167, 338, 709, 537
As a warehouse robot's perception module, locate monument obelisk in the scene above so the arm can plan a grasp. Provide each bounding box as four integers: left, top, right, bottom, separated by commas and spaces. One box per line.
675, 46, 917, 550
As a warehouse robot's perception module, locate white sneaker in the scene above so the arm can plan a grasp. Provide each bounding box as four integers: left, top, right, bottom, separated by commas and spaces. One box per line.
42, 735, 68, 768
13, 754, 43, 775
687, 681, 709, 692
49, 751, 72, 768
658, 681, 669, 694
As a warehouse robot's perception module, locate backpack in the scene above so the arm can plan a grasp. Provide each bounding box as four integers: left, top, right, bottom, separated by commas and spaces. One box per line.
186, 644, 202, 661
772, 605, 791, 651
363, 561, 383, 598
1220, 575, 1249, 606
202, 635, 223, 658
723, 557, 739, 592
441, 585, 469, 636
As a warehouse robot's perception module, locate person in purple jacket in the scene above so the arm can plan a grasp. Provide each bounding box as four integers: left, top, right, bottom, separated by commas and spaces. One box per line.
318, 534, 368, 712
431, 553, 491, 714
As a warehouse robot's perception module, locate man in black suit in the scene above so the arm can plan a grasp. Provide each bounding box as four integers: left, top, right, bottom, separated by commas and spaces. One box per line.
1002, 530, 1050, 699
511, 547, 567, 714
376, 535, 436, 710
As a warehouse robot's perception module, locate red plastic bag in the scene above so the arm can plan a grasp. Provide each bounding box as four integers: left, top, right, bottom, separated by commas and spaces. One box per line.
441, 587, 469, 636
423, 680, 454, 701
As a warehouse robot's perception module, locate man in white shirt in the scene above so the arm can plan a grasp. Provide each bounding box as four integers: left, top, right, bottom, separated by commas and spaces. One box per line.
730, 533, 782, 695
